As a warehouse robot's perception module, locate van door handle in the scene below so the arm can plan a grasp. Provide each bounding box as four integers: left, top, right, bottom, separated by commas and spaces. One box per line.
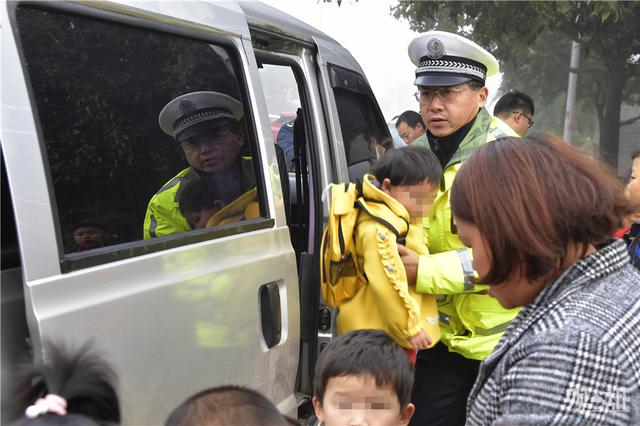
259, 282, 282, 348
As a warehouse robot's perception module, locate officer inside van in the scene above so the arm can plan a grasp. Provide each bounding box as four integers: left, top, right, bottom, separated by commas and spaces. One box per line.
143, 91, 256, 239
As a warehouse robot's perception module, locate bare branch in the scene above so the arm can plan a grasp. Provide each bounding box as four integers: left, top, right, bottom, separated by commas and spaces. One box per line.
620, 114, 640, 127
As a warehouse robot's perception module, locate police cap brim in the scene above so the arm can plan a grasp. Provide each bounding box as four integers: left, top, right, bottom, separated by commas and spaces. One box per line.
414, 75, 474, 87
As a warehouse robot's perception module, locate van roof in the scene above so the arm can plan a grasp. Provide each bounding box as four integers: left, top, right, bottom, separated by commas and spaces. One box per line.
238, 1, 339, 45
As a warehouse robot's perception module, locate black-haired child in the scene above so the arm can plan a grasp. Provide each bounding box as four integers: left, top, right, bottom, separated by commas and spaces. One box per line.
72, 223, 109, 252
165, 385, 290, 426
11, 342, 120, 426
313, 329, 416, 426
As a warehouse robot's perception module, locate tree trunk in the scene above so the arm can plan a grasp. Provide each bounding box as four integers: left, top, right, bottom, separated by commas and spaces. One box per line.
598, 70, 625, 171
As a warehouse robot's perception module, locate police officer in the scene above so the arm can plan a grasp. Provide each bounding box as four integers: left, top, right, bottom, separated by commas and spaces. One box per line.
397, 31, 520, 425
143, 91, 254, 238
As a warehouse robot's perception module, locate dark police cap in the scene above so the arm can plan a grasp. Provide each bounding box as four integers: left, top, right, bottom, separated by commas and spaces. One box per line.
408, 31, 499, 87
159, 91, 243, 143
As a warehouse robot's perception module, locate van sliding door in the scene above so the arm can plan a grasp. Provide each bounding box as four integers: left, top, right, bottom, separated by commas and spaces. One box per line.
3, 2, 300, 424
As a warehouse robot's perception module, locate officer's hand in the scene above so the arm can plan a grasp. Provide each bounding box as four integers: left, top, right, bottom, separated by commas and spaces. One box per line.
398, 244, 419, 286
409, 330, 432, 352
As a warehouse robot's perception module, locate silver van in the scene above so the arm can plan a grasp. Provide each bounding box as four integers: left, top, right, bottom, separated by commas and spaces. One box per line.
0, 1, 392, 424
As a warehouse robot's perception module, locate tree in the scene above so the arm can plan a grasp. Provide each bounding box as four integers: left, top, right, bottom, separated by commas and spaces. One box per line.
392, 1, 640, 169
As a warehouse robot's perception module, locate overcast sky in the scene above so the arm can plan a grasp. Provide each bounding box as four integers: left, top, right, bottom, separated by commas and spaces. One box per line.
259, 0, 502, 122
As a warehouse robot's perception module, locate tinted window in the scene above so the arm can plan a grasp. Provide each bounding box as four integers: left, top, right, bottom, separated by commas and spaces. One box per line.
15, 6, 266, 256
328, 65, 392, 180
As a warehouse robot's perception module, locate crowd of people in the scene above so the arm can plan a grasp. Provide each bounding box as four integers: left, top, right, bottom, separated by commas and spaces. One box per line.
11, 27, 639, 426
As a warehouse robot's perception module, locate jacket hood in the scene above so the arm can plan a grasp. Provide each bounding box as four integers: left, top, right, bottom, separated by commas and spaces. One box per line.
358, 174, 410, 234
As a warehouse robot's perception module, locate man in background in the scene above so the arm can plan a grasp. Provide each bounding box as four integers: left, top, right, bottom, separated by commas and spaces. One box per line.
493, 90, 535, 136
395, 110, 428, 146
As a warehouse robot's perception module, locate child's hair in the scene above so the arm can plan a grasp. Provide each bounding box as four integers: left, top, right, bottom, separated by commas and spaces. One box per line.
165, 385, 289, 426
313, 329, 414, 408
11, 341, 120, 426
178, 177, 215, 216
369, 146, 442, 186
72, 222, 107, 233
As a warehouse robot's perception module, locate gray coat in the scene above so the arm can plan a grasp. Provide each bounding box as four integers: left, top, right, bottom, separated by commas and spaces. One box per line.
467, 239, 640, 425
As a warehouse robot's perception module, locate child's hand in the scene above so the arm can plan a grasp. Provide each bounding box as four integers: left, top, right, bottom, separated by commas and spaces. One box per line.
409, 330, 432, 352
398, 244, 419, 286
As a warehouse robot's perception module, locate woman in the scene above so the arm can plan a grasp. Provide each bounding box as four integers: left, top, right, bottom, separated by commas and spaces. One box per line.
450, 135, 640, 425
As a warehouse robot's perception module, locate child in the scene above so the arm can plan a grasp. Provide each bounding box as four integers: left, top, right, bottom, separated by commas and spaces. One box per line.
11, 342, 120, 426
622, 148, 640, 269
178, 177, 226, 229
336, 146, 442, 356
312, 329, 415, 426
165, 385, 290, 426
72, 223, 109, 252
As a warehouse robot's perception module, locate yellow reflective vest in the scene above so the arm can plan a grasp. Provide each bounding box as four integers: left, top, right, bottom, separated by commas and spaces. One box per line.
144, 167, 194, 239
416, 108, 520, 360
337, 174, 440, 349
143, 159, 255, 239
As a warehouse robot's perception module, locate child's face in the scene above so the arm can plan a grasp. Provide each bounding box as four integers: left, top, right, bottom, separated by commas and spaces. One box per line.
73, 226, 106, 250
312, 374, 414, 426
626, 157, 640, 207
183, 201, 226, 229
382, 178, 438, 222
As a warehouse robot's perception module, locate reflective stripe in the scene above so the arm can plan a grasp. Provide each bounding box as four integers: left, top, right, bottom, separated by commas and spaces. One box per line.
149, 214, 158, 238
156, 175, 182, 195
474, 321, 510, 336
456, 248, 474, 291
439, 312, 451, 325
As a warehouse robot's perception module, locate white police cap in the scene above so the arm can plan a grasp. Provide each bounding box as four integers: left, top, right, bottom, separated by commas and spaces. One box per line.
159, 91, 244, 143
408, 31, 499, 87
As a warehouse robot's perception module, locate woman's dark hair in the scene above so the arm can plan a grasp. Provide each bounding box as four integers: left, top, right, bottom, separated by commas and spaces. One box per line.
313, 329, 414, 408
395, 110, 424, 129
450, 134, 632, 285
369, 146, 442, 186
11, 342, 120, 426
165, 385, 288, 426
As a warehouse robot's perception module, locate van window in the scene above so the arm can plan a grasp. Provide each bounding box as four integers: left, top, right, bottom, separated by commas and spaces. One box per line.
259, 63, 301, 171
328, 65, 392, 181
15, 6, 267, 260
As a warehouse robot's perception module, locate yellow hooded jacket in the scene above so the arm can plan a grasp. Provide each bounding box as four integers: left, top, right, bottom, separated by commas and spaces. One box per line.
337, 174, 440, 349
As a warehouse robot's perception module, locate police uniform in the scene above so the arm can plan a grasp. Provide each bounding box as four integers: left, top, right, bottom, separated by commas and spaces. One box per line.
143, 91, 255, 239
406, 32, 520, 426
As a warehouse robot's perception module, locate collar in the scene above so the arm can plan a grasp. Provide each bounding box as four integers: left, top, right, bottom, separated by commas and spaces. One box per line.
487, 239, 630, 361
427, 113, 477, 168
358, 174, 410, 233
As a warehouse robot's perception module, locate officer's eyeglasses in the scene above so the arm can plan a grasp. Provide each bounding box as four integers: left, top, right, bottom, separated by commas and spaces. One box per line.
414, 86, 470, 105
513, 111, 534, 128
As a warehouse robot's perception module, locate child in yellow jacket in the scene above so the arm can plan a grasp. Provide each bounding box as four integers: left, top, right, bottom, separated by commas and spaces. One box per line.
337, 146, 441, 354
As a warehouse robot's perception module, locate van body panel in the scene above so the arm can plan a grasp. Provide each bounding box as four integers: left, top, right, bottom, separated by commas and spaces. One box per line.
240, 1, 334, 46
239, 36, 289, 228
298, 47, 336, 209
99, 0, 251, 39
26, 227, 299, 424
